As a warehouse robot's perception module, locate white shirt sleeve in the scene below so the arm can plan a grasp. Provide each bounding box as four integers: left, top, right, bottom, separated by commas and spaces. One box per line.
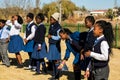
24, 31, 26, 39
26, 25, 36, 40
51, 29, 61, 40
86, 61, 91, 71
90, 41, 109, 61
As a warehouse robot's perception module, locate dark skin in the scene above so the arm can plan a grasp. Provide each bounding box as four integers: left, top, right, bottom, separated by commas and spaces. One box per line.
84, 23, 103, 78
35, 17, 42, 51
47, 17, 57, 39
84, 23, 103, 57
24, 17, 33, 43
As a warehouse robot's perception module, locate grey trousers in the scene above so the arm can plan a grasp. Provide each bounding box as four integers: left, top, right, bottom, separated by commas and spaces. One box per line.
0, 42, 10, 66
94, 65, 109, 80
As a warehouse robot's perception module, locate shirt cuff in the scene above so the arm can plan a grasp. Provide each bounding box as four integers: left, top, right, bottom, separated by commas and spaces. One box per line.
90, 52, 95, 57
38, 44, 41, 47
86, 67, 90, 71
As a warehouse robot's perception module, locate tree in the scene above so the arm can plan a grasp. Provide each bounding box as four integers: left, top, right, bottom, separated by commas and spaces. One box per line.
42, 0, 79, 21
106, 9, 113, 20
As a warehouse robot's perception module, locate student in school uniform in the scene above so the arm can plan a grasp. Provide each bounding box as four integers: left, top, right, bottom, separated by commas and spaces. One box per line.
58, 28, 81, 80
84, 20, 114, 80
0, 19, 10, 67
24, 13, 37, 70
82, 16, 96, 80
31, 13, 47, 74
47, 12, 61, 80
8, 15, 24, 68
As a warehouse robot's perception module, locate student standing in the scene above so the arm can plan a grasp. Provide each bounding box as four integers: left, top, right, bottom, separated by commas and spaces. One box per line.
47, 12, 61, 80
8, 15, 24, 68
83, 16, 96, 80
58, 28, 81, 80
0, 19, 10, 67
24, 13, 36, 70
84, 20, 114, 80
31, 13, 47, 74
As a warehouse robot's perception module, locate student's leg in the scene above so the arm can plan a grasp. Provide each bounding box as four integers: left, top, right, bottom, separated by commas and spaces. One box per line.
31, 58, 37, 70
41, 58, 47, 73
54, 60, 61, 79
1, 43, 10, 66
73, 64, 81, 80
36, 59, 41, 74
27, 52, 32, 68
15, 52, 22, 65
47, 60, 53, 71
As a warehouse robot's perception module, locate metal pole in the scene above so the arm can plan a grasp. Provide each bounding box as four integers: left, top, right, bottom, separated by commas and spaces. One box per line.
115, 19, 118, 47
58, 0, 62, 24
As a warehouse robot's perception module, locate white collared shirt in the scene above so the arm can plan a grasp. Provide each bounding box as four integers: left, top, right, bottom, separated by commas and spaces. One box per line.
24, 21, 36, 40
0, 25, 10, 39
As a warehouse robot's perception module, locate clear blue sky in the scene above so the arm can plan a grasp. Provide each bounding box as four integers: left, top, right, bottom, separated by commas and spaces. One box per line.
0, 0, 120, 10
40, 0, 120, 10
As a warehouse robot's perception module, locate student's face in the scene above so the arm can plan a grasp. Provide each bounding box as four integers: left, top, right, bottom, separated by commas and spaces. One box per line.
11, 16, 15, 24
14, 15, 18, 20
85, 19, 92, 28
0, 22, 4, 28
93, 24, 103, 37
35, 17, 41, 24
59, 33, 68, 40
26, 17, 32, 23
50, 17, 56, 24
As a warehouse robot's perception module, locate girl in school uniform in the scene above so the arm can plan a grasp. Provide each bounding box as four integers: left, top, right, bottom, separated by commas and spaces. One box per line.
31, 13, 47, 74
84, 20, 114, 80
58, 28, 81, 80
24, 13, 37, 70
47, 12, 61, 80
8, 15, 24, 68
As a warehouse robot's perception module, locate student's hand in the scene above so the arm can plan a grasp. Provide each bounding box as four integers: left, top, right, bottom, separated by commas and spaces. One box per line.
81, 54, 84, 60
24, 38, 28, 43
58, 60, 66, 69
37, 46, 41, 51
5, 38, 10, 43
84, 70, 90, 78
47, 34, 52, 39
84, 50, 91, 57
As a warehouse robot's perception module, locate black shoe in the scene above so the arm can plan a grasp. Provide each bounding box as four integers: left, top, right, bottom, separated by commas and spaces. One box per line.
17, 64, 23, 68
6, 65, 10, 67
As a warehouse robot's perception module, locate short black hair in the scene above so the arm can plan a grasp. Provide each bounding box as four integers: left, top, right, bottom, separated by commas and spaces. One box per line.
0, 19, 7, 24
27, 13, 34, 20
36, 13, 45, 22
85, 16, 95, 25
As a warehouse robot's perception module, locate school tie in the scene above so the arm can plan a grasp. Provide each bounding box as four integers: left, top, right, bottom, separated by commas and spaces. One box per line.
94, 39, 99, 46
0, 28, 3, 39
27, 24, 30, 31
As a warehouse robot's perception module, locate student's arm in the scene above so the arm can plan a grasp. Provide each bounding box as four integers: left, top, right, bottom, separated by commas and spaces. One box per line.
58, 47, 71, 69
90, 41, 109, 61
26, 25, 36, 40
51, 29, 61, 40
84, 61, 91, 78
63, 46, 71, 61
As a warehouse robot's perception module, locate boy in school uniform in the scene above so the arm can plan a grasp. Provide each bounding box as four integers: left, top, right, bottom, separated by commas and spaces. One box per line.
24, 13, 37, 70
0, 19, 10, 67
